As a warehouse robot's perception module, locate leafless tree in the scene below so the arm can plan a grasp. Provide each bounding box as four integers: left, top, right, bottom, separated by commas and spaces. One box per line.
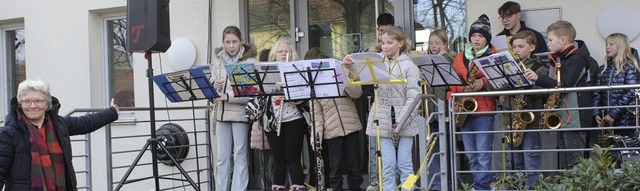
415, 0, 466, 52
111, 19, 132, 67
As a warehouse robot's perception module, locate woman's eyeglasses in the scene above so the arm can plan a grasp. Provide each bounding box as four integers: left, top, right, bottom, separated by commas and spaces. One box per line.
21, 99, 48, 107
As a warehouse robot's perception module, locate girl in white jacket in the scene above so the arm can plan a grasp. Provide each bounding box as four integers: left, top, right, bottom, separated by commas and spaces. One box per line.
344, 27, 421, 191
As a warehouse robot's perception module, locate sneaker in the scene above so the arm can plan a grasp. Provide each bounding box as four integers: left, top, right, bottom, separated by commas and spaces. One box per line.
365, 183, 378, 191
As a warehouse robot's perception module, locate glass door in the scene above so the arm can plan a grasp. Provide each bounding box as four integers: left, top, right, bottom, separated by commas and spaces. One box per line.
247, 0, 292, 61
303, 0, 394, 59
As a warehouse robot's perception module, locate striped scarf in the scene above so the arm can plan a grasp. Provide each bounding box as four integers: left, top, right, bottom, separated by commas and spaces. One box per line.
25, 114, 66, 191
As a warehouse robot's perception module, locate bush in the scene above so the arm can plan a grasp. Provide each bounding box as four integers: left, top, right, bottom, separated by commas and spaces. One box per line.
495, 145, 640, 191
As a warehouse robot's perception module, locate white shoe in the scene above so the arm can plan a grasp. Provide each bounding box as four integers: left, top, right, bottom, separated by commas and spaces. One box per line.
366, 184, 378, 191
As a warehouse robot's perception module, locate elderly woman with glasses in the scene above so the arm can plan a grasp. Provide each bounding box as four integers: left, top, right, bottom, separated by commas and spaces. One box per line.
0, 79, 119, 190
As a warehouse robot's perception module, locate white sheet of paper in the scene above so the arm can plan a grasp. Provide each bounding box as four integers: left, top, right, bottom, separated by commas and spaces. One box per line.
491, 35, 509, 52
349, 52, 390, 83
279, 59, 346, 100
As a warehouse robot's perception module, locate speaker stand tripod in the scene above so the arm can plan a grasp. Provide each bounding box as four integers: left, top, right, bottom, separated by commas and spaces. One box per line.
115, 52, 200, 191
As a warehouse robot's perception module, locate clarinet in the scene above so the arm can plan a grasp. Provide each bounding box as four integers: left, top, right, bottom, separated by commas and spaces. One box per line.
315, 132, 325, 190
391, 106, 399, 148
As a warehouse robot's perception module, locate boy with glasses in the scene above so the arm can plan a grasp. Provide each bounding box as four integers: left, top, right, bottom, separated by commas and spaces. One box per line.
497, 1, 548, 54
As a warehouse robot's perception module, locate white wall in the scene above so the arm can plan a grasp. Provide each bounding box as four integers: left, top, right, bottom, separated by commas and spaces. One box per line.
467, 0, 640, 65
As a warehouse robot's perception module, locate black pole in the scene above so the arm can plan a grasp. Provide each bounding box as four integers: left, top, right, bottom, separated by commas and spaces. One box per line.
306, 67, 324, 190
145, 51, 161, 190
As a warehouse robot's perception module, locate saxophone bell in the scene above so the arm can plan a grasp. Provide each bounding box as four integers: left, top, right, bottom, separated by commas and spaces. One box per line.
461, 97, 478, 112
517, 112, 535, 124
543, 112, 562, 129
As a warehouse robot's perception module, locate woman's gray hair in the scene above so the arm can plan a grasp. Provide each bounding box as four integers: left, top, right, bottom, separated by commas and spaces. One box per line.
17, 79, 52, 104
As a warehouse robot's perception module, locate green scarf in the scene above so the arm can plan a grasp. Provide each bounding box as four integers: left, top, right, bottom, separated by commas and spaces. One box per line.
464, 45, 489, 60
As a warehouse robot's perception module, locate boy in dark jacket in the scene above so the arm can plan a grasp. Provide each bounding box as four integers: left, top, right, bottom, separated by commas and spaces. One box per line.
524, 20, 589, 169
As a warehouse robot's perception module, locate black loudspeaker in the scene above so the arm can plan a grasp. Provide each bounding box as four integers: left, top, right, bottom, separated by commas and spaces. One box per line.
127, 0, 171, 53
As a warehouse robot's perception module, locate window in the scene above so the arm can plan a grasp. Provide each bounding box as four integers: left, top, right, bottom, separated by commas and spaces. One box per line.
1, 27, 25, 122
413, 0, 466, 52
106, 18, 135, 108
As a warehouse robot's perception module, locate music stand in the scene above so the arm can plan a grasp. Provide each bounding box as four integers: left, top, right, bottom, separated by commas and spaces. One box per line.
279, 59, 346, 100
153, 66, 220, 102
225, 62, 285, 96
409, 53, 464, 87
115, 65, 219, 191
341, 53, 407, 191
472, 52, 534, 91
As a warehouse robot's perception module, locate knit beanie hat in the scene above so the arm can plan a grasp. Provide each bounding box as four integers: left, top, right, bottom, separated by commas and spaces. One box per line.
469, 14, 491, 42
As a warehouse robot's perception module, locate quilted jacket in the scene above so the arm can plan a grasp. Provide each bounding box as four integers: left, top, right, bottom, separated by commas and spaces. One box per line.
593, 59, 639, 127
312, 86, 363, 140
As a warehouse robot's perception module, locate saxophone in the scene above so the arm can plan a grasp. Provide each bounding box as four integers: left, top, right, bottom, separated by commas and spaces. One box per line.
540, 57, 562, 129
598, 110, 614, 147
454, 49, 479, 128
505, 56, 536, 147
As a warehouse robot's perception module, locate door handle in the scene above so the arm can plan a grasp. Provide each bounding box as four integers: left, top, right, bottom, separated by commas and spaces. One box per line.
295, 27, 305, 42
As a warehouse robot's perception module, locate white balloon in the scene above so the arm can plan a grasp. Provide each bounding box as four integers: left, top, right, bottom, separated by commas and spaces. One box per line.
597, 1, 640, 40
167, 38, 197, 71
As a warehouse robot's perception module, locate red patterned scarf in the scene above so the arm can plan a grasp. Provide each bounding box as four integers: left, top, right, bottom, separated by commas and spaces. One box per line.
25, 114, 66, 191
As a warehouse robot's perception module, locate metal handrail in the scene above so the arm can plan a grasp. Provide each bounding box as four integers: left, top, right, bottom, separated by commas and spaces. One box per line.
450, 84, 640, 97
448, 84, 640, 190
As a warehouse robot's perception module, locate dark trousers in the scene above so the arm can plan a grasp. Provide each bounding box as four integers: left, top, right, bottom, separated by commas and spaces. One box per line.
266, 118, 307, 186
326, 131, 364, 191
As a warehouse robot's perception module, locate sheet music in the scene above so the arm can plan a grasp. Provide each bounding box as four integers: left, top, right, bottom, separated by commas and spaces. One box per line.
473, 52, 534, 90
348, 52, 391, 83
279, 59, 346, 100
225, 63, 260, 96
255, 62, 284, 95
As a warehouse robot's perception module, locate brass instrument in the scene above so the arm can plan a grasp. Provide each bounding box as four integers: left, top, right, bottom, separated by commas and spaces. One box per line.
540, 57, 563, 129
454, 49, 479, 128
598, 110, 615, 147
504, 56, 535, 147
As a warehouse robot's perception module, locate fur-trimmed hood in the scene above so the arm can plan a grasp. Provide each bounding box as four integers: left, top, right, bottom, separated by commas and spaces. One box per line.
214, 43, 258, 62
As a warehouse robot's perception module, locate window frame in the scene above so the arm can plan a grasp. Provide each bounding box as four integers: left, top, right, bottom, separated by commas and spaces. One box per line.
0, 22, 25, 123
102, 14, 136, 122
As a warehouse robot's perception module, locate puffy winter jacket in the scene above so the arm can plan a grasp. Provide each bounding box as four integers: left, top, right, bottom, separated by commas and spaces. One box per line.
593, 59, 639, 127
312, 86, 363, 140
447, 45, 497, 115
